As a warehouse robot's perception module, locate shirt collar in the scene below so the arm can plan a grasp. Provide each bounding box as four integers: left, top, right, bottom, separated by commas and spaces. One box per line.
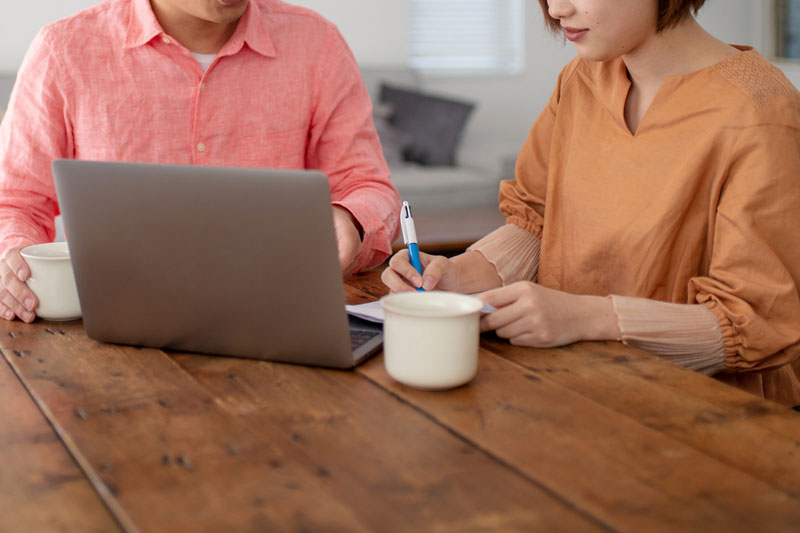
124, 0, 276, 58
124, 0, 164, 49
217, 0, 277, 58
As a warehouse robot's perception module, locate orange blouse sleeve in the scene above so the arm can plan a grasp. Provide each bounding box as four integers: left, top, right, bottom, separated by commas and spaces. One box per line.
689, 106, 800, 373
498, 61, 579, 238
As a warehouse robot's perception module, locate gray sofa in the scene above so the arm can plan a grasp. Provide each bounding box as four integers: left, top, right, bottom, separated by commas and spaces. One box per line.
360, 66, 511, 212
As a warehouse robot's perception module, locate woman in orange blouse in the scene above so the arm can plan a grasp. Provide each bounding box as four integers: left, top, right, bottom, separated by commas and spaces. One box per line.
382, 0, 800, 407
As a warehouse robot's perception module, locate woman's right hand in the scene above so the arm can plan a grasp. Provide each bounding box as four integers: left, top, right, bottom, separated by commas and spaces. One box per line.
381, 249, 460, 293
0, 246, 37, 322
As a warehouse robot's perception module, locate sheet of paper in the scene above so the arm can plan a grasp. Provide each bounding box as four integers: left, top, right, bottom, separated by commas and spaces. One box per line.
346, 301, 385, 323
346, 297, 496, 324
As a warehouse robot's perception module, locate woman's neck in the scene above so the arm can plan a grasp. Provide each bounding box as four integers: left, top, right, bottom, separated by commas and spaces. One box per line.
622, 17, 738, 96
620, 17, 738, 133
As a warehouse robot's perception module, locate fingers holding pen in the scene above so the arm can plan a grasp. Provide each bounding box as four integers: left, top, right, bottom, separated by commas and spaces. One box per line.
383, 250, 454, 292
384, 250, 425, 291
382, 250, 418, 292
419, 255, 453, 291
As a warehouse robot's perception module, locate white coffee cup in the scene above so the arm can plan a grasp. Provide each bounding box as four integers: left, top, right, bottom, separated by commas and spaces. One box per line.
379, 291, 484, 390
20, 242, 81, 321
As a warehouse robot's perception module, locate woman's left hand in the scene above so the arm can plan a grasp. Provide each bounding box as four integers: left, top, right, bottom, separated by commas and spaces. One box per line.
476, 282, 620, 348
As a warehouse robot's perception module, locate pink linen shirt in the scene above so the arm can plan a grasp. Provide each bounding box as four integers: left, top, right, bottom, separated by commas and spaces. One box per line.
0, 0, 400, 271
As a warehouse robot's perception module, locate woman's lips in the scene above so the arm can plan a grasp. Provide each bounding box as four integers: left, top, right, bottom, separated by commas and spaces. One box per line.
563, 27, 589, 42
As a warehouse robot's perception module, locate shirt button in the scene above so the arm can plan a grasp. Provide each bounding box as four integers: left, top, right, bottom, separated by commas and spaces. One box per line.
197, 143, 205, 152
200, 83, 206, 91
162, 36, 171, 44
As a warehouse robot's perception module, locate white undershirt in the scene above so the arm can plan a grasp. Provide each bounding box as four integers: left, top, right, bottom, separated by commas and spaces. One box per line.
191, 52, 216, 72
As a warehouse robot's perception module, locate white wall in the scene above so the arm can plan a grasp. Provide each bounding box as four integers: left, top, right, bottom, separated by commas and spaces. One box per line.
2, 0, 795, 150
289, 0, 409, 65
0, 0, 98, 71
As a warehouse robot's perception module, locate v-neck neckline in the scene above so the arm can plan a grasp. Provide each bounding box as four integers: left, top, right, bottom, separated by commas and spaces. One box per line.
614, 60, 679, 137
611, 46, 752, 137
616, 69, 673, 137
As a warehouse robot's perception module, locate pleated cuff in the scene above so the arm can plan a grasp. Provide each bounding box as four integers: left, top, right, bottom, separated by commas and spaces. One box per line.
701, 299, 745, 369
611, 295, 726, 375
468, 224, 541, 285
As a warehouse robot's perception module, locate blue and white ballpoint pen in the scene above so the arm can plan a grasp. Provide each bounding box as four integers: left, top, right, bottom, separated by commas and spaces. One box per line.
400, 201, 424, 291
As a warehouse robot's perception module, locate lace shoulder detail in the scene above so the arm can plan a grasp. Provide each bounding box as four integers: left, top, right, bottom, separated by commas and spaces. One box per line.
714, 52, 797, 108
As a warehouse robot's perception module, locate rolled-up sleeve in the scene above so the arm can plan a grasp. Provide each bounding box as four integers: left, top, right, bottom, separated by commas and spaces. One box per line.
305, 25, 400, 272
0, 26, 70, 258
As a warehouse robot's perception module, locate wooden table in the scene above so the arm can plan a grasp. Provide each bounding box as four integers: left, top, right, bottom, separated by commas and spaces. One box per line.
2, 270, 800, 532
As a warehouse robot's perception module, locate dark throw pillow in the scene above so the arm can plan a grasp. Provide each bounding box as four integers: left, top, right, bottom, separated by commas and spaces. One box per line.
379, 84, 475, 167
372, 102, 413, 168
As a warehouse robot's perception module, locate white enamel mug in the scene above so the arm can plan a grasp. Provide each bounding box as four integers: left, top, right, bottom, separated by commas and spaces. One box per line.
20, 242, 81, 321
379, 291, 483, 390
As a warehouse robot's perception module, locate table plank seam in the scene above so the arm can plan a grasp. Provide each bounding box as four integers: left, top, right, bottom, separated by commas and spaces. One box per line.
488, 339, 800, 437
357, 349, 800, 529
481, 344, 800, 500
1, 347, 140, 533
353, 365, 618, 533
169, 353, 595, 530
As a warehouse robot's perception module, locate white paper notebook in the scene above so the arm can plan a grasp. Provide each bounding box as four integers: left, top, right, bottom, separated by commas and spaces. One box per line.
347, 297, 496, 324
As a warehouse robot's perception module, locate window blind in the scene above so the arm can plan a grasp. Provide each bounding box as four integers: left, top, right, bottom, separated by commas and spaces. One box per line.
776, 0, 800, 58
409, 0, 525, 75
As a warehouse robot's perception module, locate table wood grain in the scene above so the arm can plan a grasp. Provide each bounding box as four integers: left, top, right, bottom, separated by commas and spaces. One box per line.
0, 348, 121, 532
2, 269, 799, 532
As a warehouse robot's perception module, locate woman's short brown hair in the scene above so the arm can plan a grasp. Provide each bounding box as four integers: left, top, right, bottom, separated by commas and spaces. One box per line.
537, 0, 706, 34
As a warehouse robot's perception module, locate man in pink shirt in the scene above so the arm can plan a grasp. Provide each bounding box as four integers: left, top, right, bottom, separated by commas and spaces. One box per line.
0, 0, 400, 322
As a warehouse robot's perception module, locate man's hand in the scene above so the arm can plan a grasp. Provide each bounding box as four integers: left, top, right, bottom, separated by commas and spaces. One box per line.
0, 246, 38, 322
332, 206, 363, 278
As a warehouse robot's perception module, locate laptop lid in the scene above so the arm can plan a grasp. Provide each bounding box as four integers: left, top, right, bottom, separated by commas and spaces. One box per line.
52, 159, 381, 368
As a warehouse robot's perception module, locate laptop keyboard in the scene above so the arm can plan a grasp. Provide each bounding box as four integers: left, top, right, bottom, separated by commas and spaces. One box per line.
350, 328, 381, 351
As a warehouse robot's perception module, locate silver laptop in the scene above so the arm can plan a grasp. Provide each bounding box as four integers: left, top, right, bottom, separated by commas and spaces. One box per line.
52, 159, 382, 368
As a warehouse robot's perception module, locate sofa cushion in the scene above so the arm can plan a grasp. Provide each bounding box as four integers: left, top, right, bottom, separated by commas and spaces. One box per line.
390, 164, 500, 210
379, 84, 475, 167
373, 103, 414, 168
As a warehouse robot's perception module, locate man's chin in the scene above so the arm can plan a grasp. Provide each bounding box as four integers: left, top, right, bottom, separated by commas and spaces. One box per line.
207, 0, 248, 24
217, 0, 247, 6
